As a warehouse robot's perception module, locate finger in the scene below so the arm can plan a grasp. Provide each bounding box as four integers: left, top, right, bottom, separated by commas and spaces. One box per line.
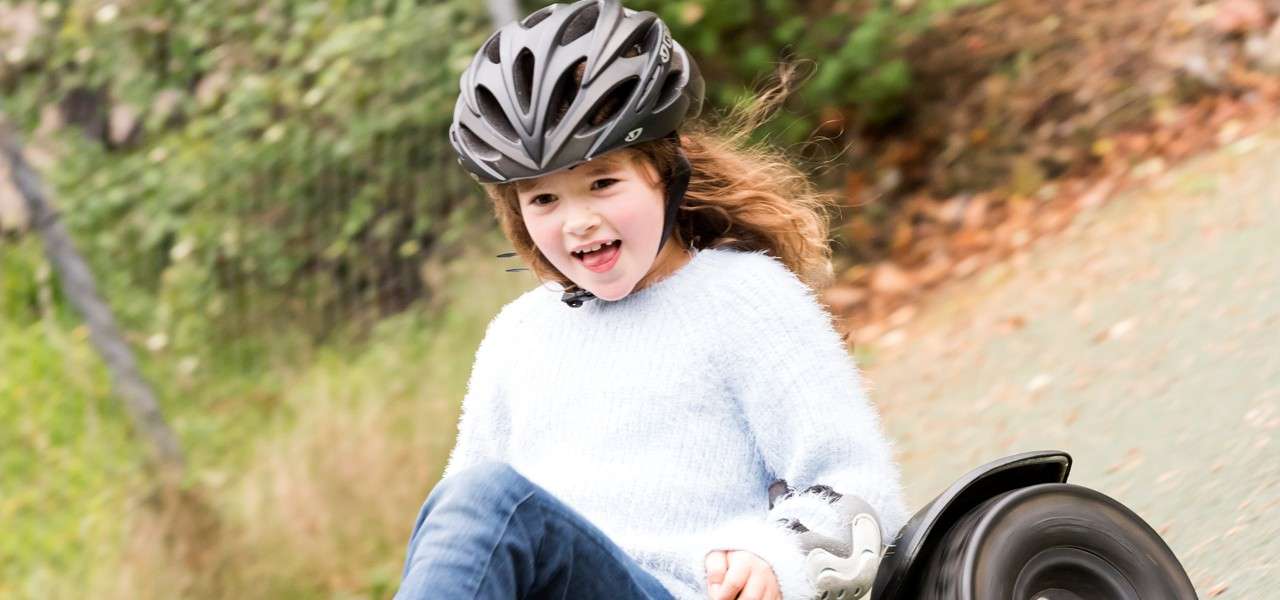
738, 569, 769, 600
705, 550, 727, 584
764, 574, 781, 600
714, 560, 750, 600
716, 551, 766, 600
705, 551, 728, 598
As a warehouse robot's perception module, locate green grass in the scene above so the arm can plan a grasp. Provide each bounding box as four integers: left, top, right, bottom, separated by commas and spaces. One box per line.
0, 236, 529, 598
0, 239, 140, 594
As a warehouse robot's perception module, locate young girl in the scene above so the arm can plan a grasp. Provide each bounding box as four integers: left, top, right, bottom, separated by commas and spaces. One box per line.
396, 1, 908, 598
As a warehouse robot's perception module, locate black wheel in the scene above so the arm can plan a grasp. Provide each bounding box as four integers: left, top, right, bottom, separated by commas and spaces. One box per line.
917, 483, 1197, 600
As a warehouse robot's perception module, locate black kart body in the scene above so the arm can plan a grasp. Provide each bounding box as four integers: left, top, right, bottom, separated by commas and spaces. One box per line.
872, 450, 1197, 600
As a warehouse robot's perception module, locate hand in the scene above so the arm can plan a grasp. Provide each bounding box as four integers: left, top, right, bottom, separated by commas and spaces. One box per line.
704, 550, 781, 600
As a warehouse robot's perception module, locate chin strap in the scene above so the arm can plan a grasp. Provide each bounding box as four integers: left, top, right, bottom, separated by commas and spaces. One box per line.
559, 133, 691, 308
560, 287, 595, 308
658, 134, 692, 255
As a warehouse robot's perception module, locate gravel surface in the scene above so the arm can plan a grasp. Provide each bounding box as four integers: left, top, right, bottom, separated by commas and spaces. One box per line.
865, 127, 1280, 597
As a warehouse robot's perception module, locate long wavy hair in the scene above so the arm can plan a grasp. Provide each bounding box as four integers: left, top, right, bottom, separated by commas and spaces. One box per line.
483, 66, 835, 292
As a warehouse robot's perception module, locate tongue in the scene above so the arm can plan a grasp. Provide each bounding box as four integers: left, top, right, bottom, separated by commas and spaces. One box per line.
581, 242, 620, 269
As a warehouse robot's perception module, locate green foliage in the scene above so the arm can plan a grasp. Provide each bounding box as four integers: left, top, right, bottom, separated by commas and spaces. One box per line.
0, 243, 140, 596
3, 0, 492, 360
625, 0, 989, 142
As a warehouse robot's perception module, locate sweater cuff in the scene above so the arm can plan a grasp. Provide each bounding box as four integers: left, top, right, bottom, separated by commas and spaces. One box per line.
692, 516, 815, 600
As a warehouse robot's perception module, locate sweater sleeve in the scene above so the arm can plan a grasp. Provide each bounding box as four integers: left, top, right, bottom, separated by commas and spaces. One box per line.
441, 304, 516, 479
696, 253, 910, 600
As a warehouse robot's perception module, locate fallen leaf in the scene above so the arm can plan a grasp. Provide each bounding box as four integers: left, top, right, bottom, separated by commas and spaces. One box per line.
880, 329, 907, 348
823, 286, 868, 314
997, 314, 1027, 333
954, 255, 984, 278
870, 263, 915, 296
1026, 374, 1053, 393
1077, 177, 1116, 209
1214, 0, 1267, 34
962, 195, 990, 229
1094, 318, 1136, 343
888, 305, 918, 327
1105, 448, 1145, 474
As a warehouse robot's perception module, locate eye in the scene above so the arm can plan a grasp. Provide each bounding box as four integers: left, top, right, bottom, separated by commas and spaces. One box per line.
529, 193, 556, 206
590, 178, 619, 191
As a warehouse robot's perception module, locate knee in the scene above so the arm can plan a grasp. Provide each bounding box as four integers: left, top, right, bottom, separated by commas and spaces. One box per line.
427, 461, 532, 511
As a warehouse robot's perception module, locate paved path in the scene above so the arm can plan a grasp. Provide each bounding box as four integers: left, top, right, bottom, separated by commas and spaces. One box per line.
866, 127, 1280, 597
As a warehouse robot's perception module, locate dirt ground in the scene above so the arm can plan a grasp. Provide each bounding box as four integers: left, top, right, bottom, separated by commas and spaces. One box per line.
865, 124, 1280, 597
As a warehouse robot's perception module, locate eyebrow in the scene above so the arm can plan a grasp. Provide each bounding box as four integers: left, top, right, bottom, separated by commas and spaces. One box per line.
517, 158, 625, 194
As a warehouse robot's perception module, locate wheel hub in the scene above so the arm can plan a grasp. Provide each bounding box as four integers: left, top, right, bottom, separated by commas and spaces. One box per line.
1016, 547, 1139, 600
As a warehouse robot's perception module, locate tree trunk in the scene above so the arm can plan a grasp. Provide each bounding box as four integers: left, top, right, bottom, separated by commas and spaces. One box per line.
0, 119, 185, 479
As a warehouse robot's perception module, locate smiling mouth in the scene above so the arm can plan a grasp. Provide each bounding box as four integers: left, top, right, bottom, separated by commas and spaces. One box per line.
573, 240, 622, 273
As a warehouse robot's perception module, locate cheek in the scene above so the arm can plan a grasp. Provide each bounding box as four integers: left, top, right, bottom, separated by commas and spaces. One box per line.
521, 213, 577, 271
611, 196, 665, 243
521, 213, 558, 252
525, 217, 551, 243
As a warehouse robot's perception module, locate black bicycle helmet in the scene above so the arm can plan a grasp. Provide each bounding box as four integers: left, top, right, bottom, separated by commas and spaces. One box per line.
449, 0, 704, 183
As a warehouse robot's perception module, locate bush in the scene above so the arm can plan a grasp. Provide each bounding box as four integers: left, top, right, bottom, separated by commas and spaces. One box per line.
2, 0, 493, 357
628, 0, 986, 140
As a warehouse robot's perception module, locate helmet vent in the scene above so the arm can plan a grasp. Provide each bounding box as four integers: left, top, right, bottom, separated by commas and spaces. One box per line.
559, 3, 600, 46
483, 33, 502, 63
520, 6, 553, 28
513, 48, 535, 113
580, 76, 639, 134
457, 125, 501, 162
655, 69, 683, 110
620, 18, 657, 58
547, 58, 587, 130
475, 85, 519, 141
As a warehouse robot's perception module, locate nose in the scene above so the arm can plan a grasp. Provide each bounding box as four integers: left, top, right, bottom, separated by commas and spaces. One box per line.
562, 200, 600, 237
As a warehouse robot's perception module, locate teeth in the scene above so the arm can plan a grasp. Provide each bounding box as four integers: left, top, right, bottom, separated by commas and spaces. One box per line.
573, 240, 617, 255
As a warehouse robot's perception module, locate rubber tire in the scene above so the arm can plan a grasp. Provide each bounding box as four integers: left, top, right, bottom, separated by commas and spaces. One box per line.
916, 483, 1197, 600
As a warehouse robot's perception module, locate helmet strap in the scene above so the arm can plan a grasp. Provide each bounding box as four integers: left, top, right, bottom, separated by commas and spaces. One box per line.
659, 134, 692, 256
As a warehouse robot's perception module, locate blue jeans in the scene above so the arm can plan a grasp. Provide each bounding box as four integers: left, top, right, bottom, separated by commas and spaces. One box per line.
395, 462, 678, 600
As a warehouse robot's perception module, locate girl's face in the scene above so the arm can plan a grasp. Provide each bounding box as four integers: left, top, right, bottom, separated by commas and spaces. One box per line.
517, 150, 675, 301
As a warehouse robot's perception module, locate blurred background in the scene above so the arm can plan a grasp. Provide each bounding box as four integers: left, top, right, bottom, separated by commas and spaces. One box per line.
1, 0, 1277, 598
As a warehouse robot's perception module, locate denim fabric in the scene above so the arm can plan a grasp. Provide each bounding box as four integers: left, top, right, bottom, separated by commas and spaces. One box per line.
395, 462, 678, 600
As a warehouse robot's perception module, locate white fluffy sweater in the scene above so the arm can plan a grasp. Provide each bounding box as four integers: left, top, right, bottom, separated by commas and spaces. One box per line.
443, 248, 909, 600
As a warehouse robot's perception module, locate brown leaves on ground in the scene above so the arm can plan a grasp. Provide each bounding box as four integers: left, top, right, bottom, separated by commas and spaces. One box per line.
825, 0, 1280, 345
1214, 0, 1269, 34
888, 0, 1280, 195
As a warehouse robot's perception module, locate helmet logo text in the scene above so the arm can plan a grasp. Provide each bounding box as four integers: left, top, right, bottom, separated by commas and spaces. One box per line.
625, 128, 643, 142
